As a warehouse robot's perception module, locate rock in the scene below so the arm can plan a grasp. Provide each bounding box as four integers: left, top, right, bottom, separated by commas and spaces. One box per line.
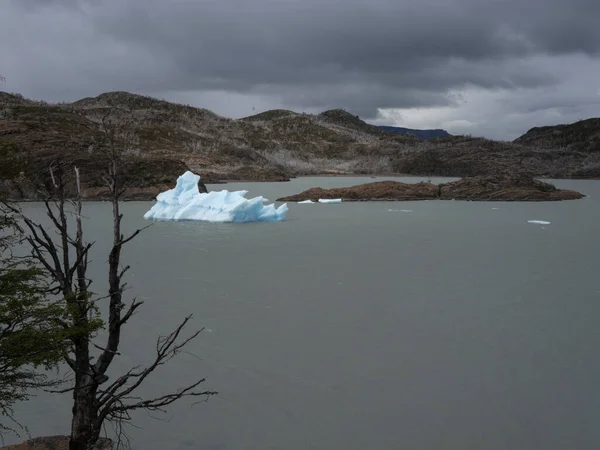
1, 436, 113, 450
277, 180, 439, 202
438, 175, 584, 201
277, 176, 584, 202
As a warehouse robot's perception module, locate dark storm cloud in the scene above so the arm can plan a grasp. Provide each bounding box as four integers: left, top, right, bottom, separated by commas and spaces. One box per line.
3, 0, 600, 138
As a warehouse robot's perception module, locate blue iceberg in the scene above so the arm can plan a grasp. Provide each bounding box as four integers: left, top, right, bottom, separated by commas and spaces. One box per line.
143, 171, 288, 223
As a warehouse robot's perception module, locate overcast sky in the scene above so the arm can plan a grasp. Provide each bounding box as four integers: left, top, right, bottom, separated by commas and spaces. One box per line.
2, 0, 600, 140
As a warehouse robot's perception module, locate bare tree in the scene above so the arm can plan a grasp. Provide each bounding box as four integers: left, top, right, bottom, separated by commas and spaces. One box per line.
6, 120, 216, 449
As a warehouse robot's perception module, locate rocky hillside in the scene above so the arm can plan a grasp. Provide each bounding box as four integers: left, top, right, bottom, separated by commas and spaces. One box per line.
0, 92, 418, 182
376, 125, 451, 140
393, 130, 600, 179
2, 91, 600, 200
512, 118, 600, 178
514, 118, 600, 152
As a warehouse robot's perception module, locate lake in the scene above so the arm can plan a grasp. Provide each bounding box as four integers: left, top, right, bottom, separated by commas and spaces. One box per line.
7, 176, 600, 450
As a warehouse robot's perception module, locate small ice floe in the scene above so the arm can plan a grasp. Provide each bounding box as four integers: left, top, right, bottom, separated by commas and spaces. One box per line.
400, 209, 413, 213
492, 207, 500, 210
387, 209, 399, 212
318, 199, 342, 204
298, 200, 315, 204
527, 220, 551, 225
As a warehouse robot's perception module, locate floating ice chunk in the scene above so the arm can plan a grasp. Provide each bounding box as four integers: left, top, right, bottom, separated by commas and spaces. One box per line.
492, 208, 500, 210
527, 220, 551, 225
143, 171, 288, 223
387, 209, 399, 212
400, 209, 413, 212
298, 200, 315, 204
318, 198, 342, 204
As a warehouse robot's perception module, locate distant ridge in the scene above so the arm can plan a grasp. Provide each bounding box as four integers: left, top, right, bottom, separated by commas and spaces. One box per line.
376, 125, 451, 140
514, 117, 600, 152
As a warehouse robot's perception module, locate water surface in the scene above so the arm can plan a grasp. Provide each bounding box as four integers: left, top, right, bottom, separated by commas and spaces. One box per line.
8, 176, 600, 450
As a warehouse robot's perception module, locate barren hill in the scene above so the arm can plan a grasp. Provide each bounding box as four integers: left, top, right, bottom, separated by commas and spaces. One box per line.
2, 91, 600, 200
513, 118, 600, 178
514, 117, 600, 152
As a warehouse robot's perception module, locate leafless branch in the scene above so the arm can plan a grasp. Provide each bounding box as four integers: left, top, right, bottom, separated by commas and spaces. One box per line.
9, 119, 215, 450
119, 299, 143, 327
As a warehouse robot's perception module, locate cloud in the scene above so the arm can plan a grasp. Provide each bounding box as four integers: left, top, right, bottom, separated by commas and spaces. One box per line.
2, 0, 600, 138
373, 54, 600, 140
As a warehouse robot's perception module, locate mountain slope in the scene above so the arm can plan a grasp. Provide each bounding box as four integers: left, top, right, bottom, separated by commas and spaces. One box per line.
514, 118, 600, 152
2, 91, 600, 199
0, 93, 418, 198
513, 118, 600, 178
392, 133, 600, 179
376, 125, 451, 140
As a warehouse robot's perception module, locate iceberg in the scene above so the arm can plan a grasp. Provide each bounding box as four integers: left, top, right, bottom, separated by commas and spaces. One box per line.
298, 200, 315, 204
318, 198, 342, 204
143, 171, 288, 223
527, 220, 551, 225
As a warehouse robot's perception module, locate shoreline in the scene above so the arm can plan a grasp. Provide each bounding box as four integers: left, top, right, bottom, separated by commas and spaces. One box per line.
209, 173, 600, 184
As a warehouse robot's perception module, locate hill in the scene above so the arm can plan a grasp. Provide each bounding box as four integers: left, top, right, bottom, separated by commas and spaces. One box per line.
2, 91, 600, 200
513, 118, 600, 178
514, 118, 600, 151
376, 125, 451, 140
390, 134, 600, 179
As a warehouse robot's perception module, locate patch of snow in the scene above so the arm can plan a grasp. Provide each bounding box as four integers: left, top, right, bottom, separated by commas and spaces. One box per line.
298, 200, 315, 204
143, 171, 288, 223
527, 220, 551, 225
318, 198, 342, 204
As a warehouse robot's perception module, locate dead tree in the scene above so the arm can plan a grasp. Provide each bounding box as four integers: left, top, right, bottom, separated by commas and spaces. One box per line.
7, 121, 216, 449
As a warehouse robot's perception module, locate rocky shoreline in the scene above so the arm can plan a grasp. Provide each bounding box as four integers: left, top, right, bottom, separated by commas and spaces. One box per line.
277, 176, 585, 202
0, 436, 112, 450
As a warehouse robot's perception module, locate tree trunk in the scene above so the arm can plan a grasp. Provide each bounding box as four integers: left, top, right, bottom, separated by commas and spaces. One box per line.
69, 329, 101, 450
69, 372, 100, 450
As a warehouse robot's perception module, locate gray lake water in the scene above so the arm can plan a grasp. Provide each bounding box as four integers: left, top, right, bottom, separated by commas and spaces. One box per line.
7, 176, 600, 450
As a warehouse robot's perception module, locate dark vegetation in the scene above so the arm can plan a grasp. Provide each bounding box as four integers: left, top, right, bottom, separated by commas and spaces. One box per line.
376, 125, 451, 139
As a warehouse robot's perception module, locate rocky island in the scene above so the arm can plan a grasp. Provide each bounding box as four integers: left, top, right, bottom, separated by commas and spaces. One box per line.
1, 436, 112, 450
277, 175, 585, 202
